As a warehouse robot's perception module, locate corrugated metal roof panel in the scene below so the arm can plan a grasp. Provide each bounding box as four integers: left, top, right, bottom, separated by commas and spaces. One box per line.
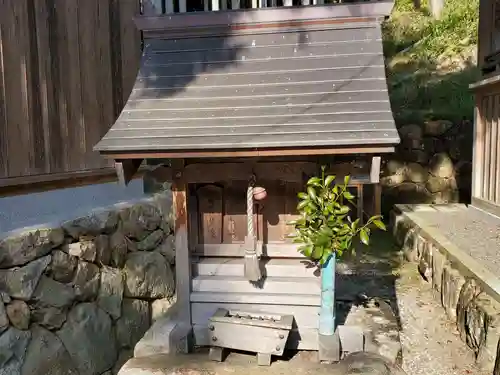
95, 18, 399, 154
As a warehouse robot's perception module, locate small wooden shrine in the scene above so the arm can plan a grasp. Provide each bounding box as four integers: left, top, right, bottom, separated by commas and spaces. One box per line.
94, 1, 399, 360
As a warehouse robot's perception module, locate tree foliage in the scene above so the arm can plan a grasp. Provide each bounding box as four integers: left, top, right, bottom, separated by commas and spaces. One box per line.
288, 166, 386, 266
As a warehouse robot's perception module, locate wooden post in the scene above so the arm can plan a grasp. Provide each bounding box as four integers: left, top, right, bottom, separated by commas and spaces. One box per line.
179, 0, 187, 13
142, 0, 163, 14
373, 184, 382, 217
357, 184, 364, 225
231, 0, 240, 9
212, 0, 220, 11
472, 93, 484, 200
429, 0, 444, 19
370, 156, 381, 184
172, 160, 192, 338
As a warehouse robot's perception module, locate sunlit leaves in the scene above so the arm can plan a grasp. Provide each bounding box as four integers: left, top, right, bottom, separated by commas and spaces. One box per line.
373, 219, 387, 231
325, 175, 336, 187
307, 186, 317, 200
307, 177, 321, 187
360, 229, 369, 246
287, 165, 387, 264
343, 191, 355, 200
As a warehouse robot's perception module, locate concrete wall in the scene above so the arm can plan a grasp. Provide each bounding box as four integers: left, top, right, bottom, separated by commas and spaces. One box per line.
0, 180, 144, 236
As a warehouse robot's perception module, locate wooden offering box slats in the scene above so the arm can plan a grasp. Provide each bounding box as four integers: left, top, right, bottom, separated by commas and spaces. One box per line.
93, 2, 398, 355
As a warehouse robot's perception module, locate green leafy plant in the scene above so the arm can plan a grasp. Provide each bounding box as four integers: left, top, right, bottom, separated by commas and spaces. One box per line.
288, 166, 387, 265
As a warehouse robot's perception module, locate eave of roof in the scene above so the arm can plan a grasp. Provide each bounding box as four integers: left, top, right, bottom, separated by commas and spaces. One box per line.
94, 3, 399, 158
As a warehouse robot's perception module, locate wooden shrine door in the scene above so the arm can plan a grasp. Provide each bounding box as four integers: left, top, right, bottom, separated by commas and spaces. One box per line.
190, 179, 302, 257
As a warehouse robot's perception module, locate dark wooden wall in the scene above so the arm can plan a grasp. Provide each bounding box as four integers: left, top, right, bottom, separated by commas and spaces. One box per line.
478, 0, 500, 68
0, 0, 141, 187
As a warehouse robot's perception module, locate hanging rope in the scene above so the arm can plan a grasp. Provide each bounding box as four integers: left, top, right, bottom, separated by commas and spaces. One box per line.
247, 176, 255, 241
244, 174, 262, 282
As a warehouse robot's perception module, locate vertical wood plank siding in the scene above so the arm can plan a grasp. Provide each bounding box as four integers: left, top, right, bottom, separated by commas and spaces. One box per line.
0, 0, 141, 180
473, 86, 500, 207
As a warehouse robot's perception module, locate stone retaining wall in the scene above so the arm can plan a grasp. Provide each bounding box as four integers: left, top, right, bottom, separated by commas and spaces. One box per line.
381, 119, 473, 213
390, 208, 500, 375
0, 193, 175, 375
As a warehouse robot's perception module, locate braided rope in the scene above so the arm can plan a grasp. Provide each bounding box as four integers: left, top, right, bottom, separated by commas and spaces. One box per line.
244, 174, 261, 282
247, 175, 255, 240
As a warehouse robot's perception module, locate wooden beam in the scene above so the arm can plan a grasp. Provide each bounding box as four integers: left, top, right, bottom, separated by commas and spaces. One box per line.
148, 164, 173, 182
147, 162, 318, 184
195, 243, 304, 258
137, 161, 378, 185
370, 156, 382, 183
115, 159, 143, 187
133, 2, 394, 32
471, 196, 500, 218
100, 146, 396, 161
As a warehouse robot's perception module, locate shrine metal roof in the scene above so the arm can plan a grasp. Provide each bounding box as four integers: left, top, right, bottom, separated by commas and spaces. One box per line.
94, 2, 399, 156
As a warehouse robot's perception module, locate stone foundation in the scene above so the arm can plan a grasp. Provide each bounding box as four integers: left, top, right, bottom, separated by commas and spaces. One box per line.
390, 207, 500, 375
0, 193, 175, 375
381, 120, 473, 213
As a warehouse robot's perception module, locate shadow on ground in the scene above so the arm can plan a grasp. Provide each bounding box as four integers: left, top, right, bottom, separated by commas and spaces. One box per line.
334, 230, 403, 330
298, 230, 403, 336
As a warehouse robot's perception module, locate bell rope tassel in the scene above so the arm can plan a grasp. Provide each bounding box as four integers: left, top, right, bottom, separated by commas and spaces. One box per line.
244, 176, 262, 282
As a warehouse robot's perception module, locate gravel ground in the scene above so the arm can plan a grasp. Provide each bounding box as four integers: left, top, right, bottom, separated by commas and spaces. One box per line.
415, 206, 500, 276
395, 262, 489, 375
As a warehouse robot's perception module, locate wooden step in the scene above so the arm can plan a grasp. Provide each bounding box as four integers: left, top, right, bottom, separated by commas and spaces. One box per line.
191, 275, 321, 296
190, 291, 320, 306
192, 258, 319, 278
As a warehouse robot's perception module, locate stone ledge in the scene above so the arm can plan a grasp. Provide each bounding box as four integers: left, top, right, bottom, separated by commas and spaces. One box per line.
390, 204, 500, 375
392, 204, 500, 302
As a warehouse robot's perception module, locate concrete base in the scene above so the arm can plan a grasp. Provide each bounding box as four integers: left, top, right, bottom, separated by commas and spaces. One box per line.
337, 326, 365, 358
120, 297, 403, 375
343, 298, 403, 366
118, 350, 407, 375
317, 297, 402, 366
132, 298, 402, 366
134, 303, 192, 358
318, 331, 341, 363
